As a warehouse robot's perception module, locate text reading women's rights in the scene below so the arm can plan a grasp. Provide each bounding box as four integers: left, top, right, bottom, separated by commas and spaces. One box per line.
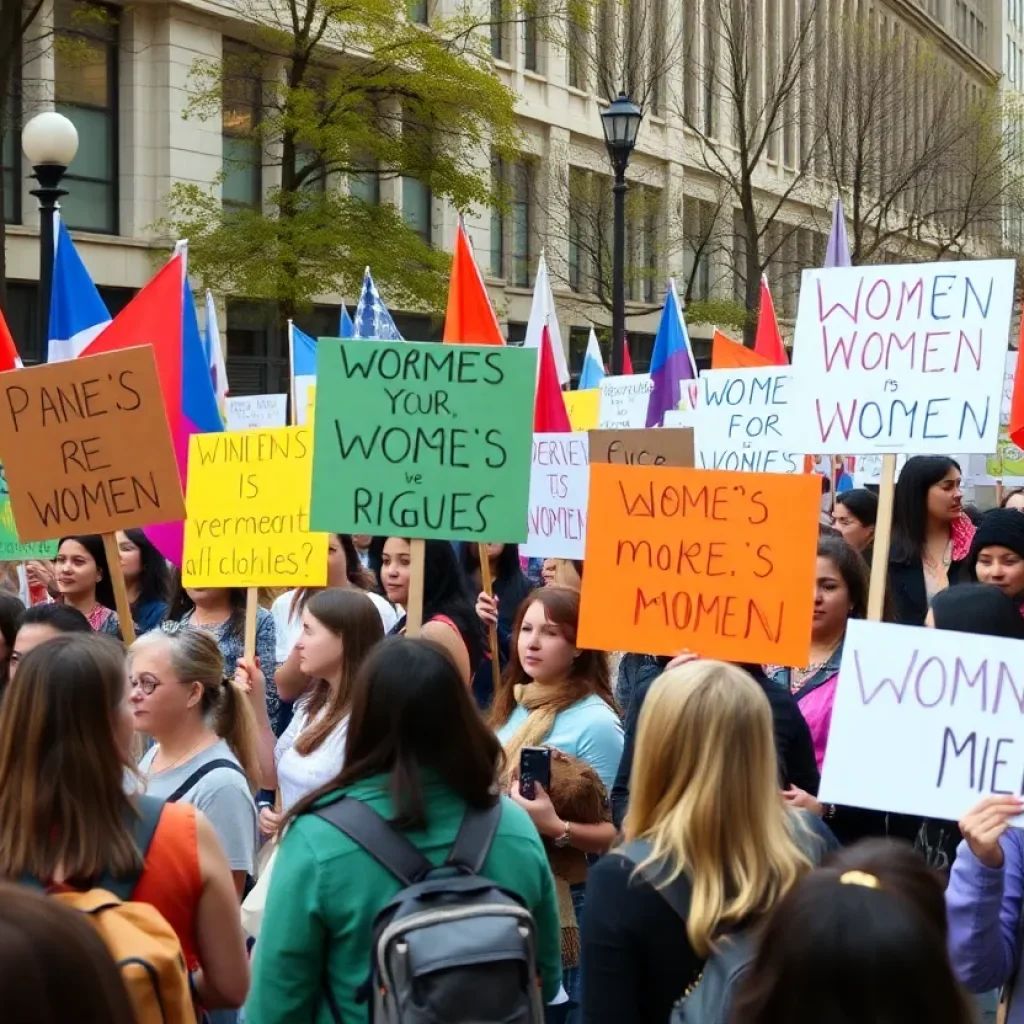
791, 259, 1015, 455
309, 340, 536, 543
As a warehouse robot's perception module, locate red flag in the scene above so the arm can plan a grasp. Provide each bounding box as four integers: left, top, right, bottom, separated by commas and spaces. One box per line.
443, 221, 504, 346
753, 276, 788, 366
712, 329, 770, 369
534, 325, 571, 432
1008, 308, 1024, 450
82, 256, 184, 436
622, 338, 634, 375
0, 308, 23, 372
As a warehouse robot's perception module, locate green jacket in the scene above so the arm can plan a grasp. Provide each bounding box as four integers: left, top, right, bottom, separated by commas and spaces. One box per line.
245, 773, 563, 1024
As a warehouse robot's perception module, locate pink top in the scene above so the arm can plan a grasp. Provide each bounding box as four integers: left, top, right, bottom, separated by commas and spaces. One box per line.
796, 674, 838, 773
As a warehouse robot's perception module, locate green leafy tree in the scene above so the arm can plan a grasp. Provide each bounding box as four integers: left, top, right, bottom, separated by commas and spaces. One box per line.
160, 0, 522, 319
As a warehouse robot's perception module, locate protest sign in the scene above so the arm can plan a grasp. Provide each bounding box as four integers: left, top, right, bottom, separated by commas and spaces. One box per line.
310, 340, 536, 542
791, 260, 1015, 454
293, 373, 316, 426
522, 432, 589, 560
820, 619, 1024, 821
694, 367, 801, 474
183, 426, 327, 587
983, 353, 1024, 483
663, 408, 698, 428
589, 428, 694, 468
598, 375, 653, 428
577, 465, 819, 664
0, 465, 57, 560
0, 347, 185, 542
564, 389, 600, 431
226, 394, 288, 431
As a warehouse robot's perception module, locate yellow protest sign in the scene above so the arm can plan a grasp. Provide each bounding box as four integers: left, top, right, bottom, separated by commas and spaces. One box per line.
182, 426, 328, 587
306, 383, 316, 430
564, 389, 600, 431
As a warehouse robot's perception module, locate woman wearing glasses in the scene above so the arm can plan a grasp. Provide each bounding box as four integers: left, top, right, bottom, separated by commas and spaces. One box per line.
130, 627, 260, 900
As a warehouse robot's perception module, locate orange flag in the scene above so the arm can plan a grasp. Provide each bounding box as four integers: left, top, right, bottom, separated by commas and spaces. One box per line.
535, 325, 571, 432
753, 276, 788, 366
622, 338, 634, 375
711, 329, 771, 369
443, 220, 504, 346
1008, 306, 1024, 450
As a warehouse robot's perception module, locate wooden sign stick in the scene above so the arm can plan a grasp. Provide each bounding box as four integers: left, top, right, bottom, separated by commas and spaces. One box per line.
102, 533, 136, 646
243, 587, 259, 662
477, 543, 502, 695
406, 539, 426, 637
866, 454, 897, 622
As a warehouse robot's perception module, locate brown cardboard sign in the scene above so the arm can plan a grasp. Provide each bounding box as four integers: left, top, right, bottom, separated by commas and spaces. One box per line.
0, 346, 186, 542
588, 428, 695, 468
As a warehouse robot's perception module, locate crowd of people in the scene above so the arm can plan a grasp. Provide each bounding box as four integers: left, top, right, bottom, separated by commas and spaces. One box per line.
1, 458, 1023, 1023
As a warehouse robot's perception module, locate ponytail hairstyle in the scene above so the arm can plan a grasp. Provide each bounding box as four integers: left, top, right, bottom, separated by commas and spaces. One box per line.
293, 588, 385, 756
129, 628, 260, 790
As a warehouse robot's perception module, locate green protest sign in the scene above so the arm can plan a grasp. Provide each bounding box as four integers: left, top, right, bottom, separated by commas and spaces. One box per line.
0, 465, 58, 561
310, 340, 536, 542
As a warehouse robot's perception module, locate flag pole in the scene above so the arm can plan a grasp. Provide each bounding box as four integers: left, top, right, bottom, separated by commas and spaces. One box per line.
287, 319, 297, 427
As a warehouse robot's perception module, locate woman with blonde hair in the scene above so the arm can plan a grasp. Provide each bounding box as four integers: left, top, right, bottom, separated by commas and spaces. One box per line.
581, 660, 820, 1024
131, 627, 260, 898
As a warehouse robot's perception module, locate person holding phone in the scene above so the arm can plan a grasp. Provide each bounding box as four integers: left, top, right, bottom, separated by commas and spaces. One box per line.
488, 586, 622, 1020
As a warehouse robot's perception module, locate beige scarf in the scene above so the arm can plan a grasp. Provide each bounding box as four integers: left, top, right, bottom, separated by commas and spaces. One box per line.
501, 682, 569, 782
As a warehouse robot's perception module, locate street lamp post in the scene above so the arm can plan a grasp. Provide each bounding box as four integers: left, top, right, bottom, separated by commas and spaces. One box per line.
600, 93, 643, 376
22, 111, 79, 355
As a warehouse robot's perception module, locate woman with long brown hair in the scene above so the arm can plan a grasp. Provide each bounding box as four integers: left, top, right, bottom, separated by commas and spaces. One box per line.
235, 588, 384, 834
131, 627, 260, 897
0, 633, 248, 1012
581, 661, 820, 1024
270, 534, 396, 703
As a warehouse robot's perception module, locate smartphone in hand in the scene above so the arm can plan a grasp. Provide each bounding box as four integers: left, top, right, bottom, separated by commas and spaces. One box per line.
519, 746, 552, 800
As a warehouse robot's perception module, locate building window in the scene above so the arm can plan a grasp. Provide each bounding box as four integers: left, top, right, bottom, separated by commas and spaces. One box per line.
682, 197, 714, 301
2, 111, 18, 226
402, 177, 432, 245
54, 0, 118, 233
409, 0, 428, 24
490, 157, 505, 277
225, 299, 290, 396
523, 16, 538, 71
510, 161, 532, 287
222, 42, 262, 211
349, 161, 379, 205
567, 16, 586, 88
491, 0, 506, 60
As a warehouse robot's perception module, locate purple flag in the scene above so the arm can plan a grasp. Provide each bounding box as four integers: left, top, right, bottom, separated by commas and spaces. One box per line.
824, 197, 851, 268
645, 279, 697, 428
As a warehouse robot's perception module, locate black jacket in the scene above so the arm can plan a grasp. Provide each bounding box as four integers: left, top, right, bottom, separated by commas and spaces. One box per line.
887, 556, 969, 626
611, 659, 820, 828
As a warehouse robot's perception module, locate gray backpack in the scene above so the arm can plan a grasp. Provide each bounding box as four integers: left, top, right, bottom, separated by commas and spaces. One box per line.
617, 839, 754, 1024
315, 796, 545, 1024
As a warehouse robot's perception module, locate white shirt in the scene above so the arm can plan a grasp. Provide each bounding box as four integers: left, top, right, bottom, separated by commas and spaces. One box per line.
271, 588, 398, 663
275, 698, 349, 812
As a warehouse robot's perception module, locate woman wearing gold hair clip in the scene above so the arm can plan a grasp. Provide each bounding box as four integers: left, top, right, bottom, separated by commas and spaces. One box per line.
733, 839, 974, 1024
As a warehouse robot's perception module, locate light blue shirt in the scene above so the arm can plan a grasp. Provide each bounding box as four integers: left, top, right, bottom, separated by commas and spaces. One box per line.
497, 694, 624, 790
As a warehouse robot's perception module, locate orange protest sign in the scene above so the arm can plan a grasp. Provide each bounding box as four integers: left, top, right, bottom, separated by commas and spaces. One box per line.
577, 464, 819, 665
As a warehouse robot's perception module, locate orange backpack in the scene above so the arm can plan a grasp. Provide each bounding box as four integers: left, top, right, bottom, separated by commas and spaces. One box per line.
29, 797, 196, 1024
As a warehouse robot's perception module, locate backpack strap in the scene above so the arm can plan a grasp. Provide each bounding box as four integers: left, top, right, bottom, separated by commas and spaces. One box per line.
96, 796, 165, 902
314, 797, 432, 886
445, 802, 501, 873
165, 759, 246, 804
616, 838, 693, 921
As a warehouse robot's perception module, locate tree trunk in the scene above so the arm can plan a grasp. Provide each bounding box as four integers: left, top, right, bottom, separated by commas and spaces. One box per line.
741, 191, 761, 348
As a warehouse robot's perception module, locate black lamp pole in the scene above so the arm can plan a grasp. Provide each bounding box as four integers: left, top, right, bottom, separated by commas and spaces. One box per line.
30, 164, 68, 355
601, 93, 643, 377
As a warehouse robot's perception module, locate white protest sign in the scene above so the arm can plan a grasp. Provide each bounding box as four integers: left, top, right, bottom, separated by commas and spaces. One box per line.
226, 394, 288, 431
522, 432, 589, 560
663, 408, 698, 428
694, 367, 802, 474
820, 619, 1024, 822
792, 260, 1015, 455
598, 374, 653, 428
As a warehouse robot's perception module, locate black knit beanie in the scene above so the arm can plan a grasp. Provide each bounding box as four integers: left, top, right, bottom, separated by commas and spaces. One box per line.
967, 508, 1024, 577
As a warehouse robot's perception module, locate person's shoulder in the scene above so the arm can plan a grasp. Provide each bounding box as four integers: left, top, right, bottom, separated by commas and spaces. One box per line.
567, 694, 623, 731
255, 606, 274, 627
